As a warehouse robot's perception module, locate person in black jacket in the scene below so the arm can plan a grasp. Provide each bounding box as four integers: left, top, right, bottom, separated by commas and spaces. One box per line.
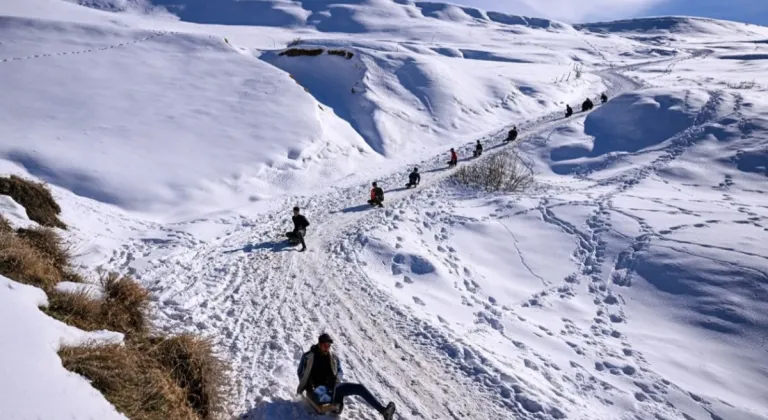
601, 93, 608, 103
473, 140, 483, 157
504, 126, 518, 143
297, 333, 396, 419
290, 206, 309, 252
565, 104, 573, 118
406, 168, 420, 188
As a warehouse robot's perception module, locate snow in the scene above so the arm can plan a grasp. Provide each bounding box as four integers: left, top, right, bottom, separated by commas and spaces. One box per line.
0, 275, 125, 420
1, 0, 768, 419
0, 195, 37, 229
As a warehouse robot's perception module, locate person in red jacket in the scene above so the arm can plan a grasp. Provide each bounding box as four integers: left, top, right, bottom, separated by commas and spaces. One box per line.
448, 148, 458, 167
368, 182, 384, 207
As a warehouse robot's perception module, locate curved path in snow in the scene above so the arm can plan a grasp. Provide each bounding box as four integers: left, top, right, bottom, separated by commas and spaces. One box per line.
104, 63, 675, 420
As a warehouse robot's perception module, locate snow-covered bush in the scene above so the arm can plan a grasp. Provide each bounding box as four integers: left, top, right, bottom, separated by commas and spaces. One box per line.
454, 149, 533, 192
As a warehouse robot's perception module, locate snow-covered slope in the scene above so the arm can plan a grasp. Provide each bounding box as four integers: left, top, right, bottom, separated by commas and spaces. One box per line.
2, 0, 768, 419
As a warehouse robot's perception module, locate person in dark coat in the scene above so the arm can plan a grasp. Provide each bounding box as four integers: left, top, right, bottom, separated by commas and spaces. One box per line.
565, 104, 573, 118
297, 334, 396, 419
601, 93, 608, 103
504, 126, 518, 143
582, 98, 594, 112
473, 140, 483, 157
290, 206, 309, 252
406, 168, 420, 188
368, 182, 384, 207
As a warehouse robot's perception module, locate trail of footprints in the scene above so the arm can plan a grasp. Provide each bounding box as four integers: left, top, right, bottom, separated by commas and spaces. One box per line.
0, 31, 172, 63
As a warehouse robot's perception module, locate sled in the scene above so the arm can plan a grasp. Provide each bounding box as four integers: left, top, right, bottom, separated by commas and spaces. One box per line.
405, 183, 418, 189
303, 394, 343, 416
285, 232, 302, 245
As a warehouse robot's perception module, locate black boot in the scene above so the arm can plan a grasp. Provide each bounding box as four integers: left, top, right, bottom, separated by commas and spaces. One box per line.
381, 402, 396, 420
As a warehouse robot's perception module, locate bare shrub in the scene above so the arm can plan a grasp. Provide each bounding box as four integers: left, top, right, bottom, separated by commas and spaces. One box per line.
287, 37, 302, 47
279, 48, 323, 57
453, 149, 534, 192
328, 49, 354, 59
0, 175, 66, 229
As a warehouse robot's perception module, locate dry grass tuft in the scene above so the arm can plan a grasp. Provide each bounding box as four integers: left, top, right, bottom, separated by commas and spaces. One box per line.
101, 273, 151, 337
145, 335, 229, 419
0, 215, 11, 233
0, 175, 66, 229
16, 227, 81, 281
0, 230, 60, 289
59, 343, 198, 420
46, 289, 102, 330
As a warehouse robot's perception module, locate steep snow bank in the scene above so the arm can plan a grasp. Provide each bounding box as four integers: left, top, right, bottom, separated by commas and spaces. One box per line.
0, 275, 126, 420
0, 18, 375, 219
263, 42, 605, 158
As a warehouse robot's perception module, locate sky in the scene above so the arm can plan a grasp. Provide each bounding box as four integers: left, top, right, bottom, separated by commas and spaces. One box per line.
454, 0, 768, 25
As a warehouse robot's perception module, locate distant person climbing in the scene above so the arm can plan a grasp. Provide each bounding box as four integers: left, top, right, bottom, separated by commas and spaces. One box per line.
368, 182, 384, 207
406, 168, 420, 188
565, 104, 573, 118
448, 148, 458, 167
473, 140, 483, 158
297, 333, 397, 419
582, 98, 594, 112
288, 206, 309, 252
601, 93, 608, 103
504, 126, 518, 143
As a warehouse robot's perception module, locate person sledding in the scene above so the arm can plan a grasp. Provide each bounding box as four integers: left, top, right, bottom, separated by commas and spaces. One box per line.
473, 140, 483, 158
297, 333, 397, 420
286, 206, 309, 252
601, 93, 608, 103
406, 168, 420, 188
504, 126, 518, 143
565, 104, 573, 118
448, 148, 458, 167
368, 182, 384, 207
581, 98, 594, 112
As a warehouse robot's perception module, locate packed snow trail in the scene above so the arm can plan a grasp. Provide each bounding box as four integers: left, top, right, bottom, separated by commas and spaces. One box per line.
103, 66, 670, 420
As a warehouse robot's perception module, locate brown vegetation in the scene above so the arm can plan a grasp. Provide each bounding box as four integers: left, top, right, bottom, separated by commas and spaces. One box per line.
0, 175, 66, 229
1, 176, 230, 420
279, 47, 324, 57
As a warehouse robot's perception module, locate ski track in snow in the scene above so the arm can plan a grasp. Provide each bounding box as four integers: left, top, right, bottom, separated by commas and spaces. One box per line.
91, 58, 736, 420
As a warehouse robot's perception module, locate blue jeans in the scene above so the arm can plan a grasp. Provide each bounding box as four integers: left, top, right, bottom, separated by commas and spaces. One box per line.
332, 383, 385, 412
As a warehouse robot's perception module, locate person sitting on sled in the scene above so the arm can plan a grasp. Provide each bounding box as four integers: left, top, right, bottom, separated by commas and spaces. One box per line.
368, 182, 384, 207
565, 104, 573, 118
504, 126, 518, 143
448, 148, 458, 167
473, 140, 483, 157
288, 206, 309, 252
297, 333, 397, 420
406, 168, 420, 188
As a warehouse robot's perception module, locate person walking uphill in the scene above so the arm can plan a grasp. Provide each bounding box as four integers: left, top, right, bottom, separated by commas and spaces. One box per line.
368, 182, 384, 207
297, 333, 397, 419
290, 206, 309, 252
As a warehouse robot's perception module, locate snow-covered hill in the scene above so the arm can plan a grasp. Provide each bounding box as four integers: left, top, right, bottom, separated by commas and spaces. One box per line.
1, 0, 767, 419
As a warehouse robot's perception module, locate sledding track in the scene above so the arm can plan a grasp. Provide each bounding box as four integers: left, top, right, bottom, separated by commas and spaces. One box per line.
104, 62, 671, 420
